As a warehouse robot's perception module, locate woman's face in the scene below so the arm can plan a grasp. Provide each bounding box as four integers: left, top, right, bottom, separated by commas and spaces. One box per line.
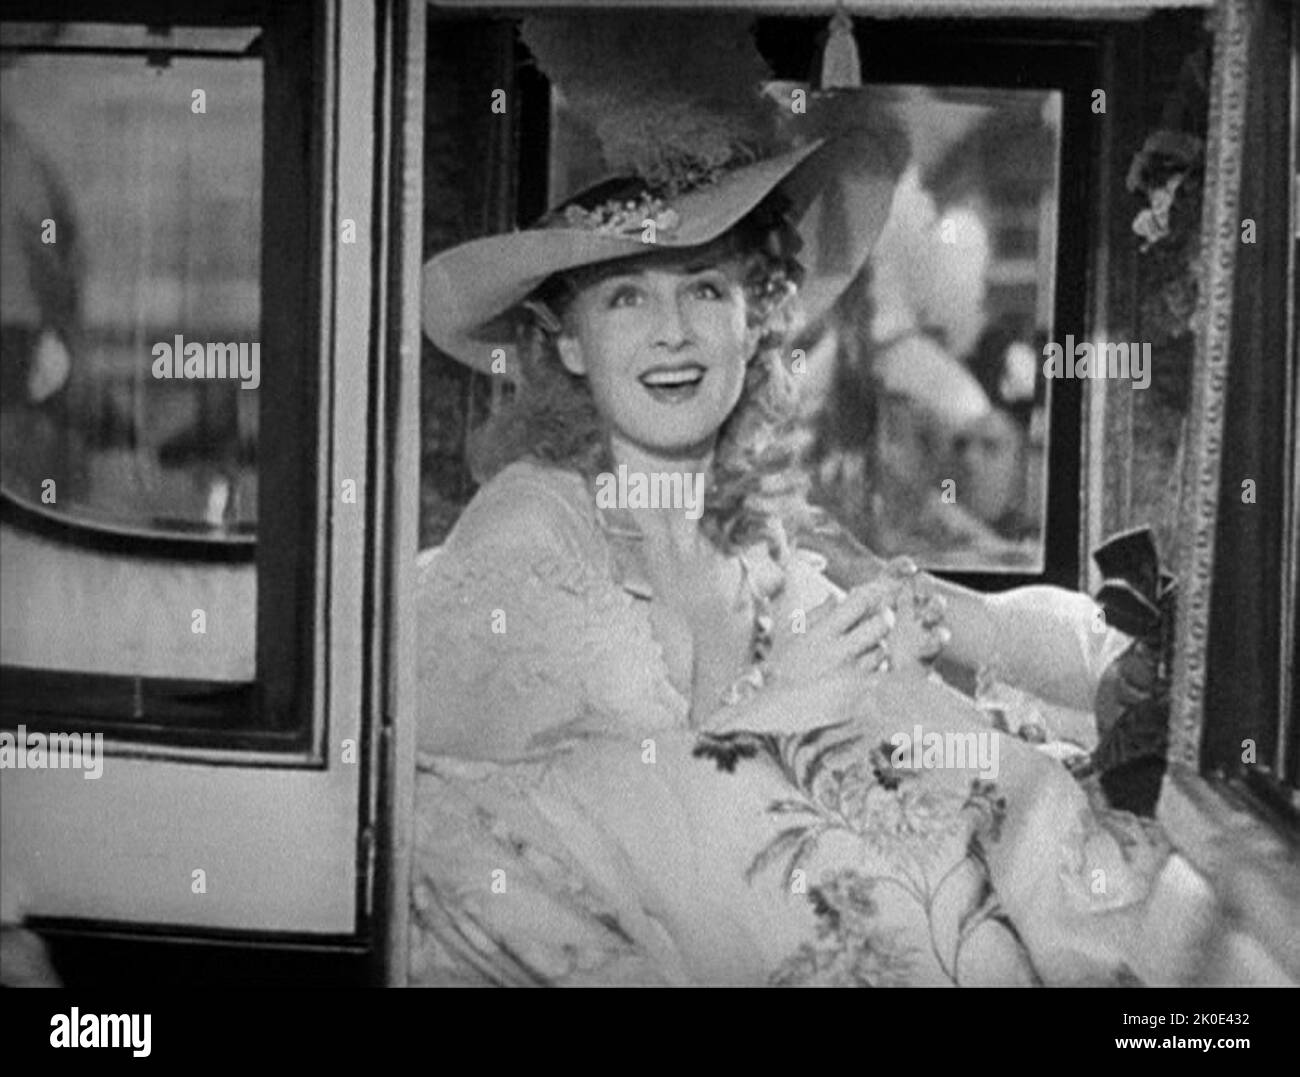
555, 247, 760, 458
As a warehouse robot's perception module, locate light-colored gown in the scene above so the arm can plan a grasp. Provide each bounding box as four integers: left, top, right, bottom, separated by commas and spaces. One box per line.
409, 459, 1212, 986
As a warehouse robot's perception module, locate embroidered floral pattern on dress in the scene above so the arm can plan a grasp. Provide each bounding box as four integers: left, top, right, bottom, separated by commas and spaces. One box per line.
695, 722, 1042, 986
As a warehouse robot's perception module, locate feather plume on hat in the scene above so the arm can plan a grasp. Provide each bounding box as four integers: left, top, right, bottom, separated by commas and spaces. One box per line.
521, 14, 780, 195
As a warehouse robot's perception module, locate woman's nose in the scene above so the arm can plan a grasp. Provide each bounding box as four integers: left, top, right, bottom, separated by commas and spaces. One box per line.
651, 292, 695, 349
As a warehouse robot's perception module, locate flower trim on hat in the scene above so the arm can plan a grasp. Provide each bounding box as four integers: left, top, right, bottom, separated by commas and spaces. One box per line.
559, 193, 681, 238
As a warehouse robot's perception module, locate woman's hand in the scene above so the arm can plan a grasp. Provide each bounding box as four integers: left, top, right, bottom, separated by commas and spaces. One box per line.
703, 559, 956, 738
766, 575, 900, 686
765, 557, 953, 686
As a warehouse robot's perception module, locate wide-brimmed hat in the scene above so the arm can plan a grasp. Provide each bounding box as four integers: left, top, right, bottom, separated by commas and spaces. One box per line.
422, 11, 906, 376
422, 126, 901, 376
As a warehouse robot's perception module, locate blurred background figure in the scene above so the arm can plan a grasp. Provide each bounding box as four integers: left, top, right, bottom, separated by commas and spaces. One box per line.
953, 407, 1032, 538
870, 330, 1017, 563
958, 318, 1049, 541
795, 84, 1059, 573
0, 99, 87, 507
870, 165, 990, 363
807, 163, 1030, 567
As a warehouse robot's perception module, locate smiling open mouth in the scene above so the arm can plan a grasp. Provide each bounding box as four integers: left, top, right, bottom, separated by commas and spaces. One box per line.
638, 364, 706, 400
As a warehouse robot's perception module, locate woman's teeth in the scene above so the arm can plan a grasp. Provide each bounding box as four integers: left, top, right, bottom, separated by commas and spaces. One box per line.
640, 366, 705, 387
639, 365, 705, 402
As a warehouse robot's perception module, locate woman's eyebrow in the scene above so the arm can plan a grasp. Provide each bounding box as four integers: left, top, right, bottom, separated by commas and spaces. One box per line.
597, 269, 646, 284
597, 260, 727, 283
682, 258, 727, 273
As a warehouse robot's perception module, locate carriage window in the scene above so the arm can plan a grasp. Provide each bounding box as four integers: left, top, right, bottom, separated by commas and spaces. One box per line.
0, 9, 317, 748
0, 23, 261, 535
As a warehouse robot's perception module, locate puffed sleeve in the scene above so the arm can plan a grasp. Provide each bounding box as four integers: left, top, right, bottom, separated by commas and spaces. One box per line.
414, 467, 690, 761
984, 586, 1133, 711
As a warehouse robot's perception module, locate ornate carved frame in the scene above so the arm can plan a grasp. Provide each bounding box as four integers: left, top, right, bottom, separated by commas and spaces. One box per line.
1167, 0, 1255, 770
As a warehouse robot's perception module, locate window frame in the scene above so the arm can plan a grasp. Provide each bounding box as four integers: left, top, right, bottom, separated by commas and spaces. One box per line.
0, 0, 320, 752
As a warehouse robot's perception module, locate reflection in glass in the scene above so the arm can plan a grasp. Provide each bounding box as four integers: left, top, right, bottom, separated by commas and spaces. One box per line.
792, 86, 1060, 573
0, 27, 261, 537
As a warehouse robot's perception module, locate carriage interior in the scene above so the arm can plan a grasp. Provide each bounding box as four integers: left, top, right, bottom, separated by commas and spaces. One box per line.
0, 0, 1296, 988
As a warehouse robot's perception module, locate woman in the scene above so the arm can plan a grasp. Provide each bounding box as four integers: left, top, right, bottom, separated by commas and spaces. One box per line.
410, 129, 1210, 987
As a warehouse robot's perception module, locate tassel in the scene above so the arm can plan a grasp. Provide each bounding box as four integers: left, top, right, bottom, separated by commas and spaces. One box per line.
819, 8, 861, 91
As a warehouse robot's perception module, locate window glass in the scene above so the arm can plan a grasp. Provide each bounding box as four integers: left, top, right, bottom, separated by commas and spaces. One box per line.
1, 23, 261, 536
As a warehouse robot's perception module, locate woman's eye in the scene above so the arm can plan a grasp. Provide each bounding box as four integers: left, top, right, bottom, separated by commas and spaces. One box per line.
691, 279, 726, 300
607, 285, 642, 309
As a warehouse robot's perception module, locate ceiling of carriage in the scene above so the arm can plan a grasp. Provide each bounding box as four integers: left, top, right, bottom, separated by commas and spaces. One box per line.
426, 0, 1213, 15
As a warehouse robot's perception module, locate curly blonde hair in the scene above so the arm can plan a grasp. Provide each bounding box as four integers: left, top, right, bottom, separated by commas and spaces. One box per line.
467, 193, 817, 556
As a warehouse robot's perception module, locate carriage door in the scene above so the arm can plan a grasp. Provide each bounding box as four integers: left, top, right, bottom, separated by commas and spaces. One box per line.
0, 0, 422, 974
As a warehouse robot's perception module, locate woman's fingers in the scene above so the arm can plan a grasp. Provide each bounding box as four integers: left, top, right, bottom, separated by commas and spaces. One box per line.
857, 647, 889, 671
918, 593, 948, 628
790, 570, 952, 677
804, 595, 840, 628
917, 624, 952, 660
818, 586, 876, 634
821, 579, 895, 634
841, 605, 895, 658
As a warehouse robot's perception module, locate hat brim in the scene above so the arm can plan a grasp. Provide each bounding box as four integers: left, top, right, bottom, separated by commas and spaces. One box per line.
422, 130, 900, 375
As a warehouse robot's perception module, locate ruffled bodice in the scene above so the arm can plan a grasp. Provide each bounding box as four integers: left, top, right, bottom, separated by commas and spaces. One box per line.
414, 459, 836, 760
